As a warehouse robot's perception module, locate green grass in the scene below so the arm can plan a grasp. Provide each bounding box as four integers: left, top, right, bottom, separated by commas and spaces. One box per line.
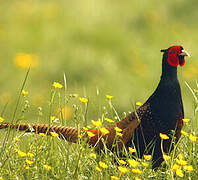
0, 77, 197, 179
0, 0, 198, 179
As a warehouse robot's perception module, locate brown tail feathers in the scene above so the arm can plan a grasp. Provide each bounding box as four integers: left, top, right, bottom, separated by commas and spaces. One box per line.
0, 122, 78, 143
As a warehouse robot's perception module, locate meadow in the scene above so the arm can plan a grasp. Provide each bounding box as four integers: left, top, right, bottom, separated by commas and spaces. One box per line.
0, 0, 198, 179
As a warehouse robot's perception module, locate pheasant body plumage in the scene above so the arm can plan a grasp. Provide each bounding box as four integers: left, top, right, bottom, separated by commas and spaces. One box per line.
0, 45, 189, 168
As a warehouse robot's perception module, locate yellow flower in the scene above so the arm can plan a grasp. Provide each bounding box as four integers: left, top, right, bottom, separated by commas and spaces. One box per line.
189, 134, 197, 142
144, 154, 152, 160
132, 169, 143, 174
39, 133, 47, 137
181, 130, 188, 136
106, 95, 113, 100
171, 164, 180, 172
53, 82, 63, 89
79, 97, 88, 103
24, 164, 30, 170
183, 118, 190, 123
118, 159, 126, 165
135, 178, 142, 180
14, 53, 39, 69
118, 166, 129, 174
142, 162, 149, 167
159, 133, 169, 140
129, 147, 136, 153
104, 118, 114, 123
136, 102, 142, 106
83, 127, 88, 131
50, 116, 56, 121
178, 153, 183, 160
14, 137, 20, 142
183, 165, 194, 172
87, 131, 96, 138
176, 168, 184, 177
27, 152, 34, 158
50, 132, 59, 137
56, 106, 72, 120
91, 120, 102, 127
99, 161, 108, 169
26, 159, 34, 165
116, 132, 123, 137
17, 150, 27, 157
0, 117, 4, 123
44, 164, 52, 171
72, 93, 78, 97
111, 176, 120, 180
176, 159, 187, 166
100, 127, 110, 135
163, 154, 171, 161
95, 166, 102, 172
90, 153, 96, 159
22, 90, 28, 96
114, 127, 122, 132
128, 159, 139, 167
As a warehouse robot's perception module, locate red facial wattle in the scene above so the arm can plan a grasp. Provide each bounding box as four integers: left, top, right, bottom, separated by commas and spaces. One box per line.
167, 46, 185, 67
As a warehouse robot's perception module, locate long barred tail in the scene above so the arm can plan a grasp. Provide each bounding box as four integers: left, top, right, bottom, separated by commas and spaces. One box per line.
0, 122, 79, 143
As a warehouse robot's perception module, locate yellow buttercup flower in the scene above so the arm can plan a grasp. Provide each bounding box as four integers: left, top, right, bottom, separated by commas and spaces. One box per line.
44, 164, 52, 171
104, 118, 114, 123
142, 162, 149, 167
128, 159, 139, 167
50, 132, 59, 137
144, 154, 152, 160
90, 153, 96, 159
22, 90, 28, 96
132, 169, 143, 174
171, 164, 179, 172
118, 159, 126, 165
118, 166, 129, 174
53, 82, 63, 89
72, 93, 78, 97
87, 131, 96, 138
116, 132, 123, 137
176, 159, 187, 166
111, 176, 120, 180
129, 147, 136, 153
14, 137, 20, 142
24, 164, 30, 170
0, 117, 4, 123
27, 152, 34, 158
136, 102, 142, 106
114, 127, 122, 132
39, 133, 47, 137
182, 118, 190, 123
176, 168, 184, 177
178, 153, 183, 160
189, 134, 197, 142
26, 159, 34, 165
100, 127, 110, 135
99, 161, 108, 169
163, 154, 171, 161
91, 120, 102, 127
183, 165, 193, 172
106, 95, 113, 100
83, 127, 88, 131
95, 166, 102, 172
159, 133, 169, 140
181, 130, 188, 136
79, 97, 88, 103
14, 53, 39, 69
17, 150, 27, 157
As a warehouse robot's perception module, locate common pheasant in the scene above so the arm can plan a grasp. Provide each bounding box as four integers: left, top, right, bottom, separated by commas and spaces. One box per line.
0, 45, 190, 168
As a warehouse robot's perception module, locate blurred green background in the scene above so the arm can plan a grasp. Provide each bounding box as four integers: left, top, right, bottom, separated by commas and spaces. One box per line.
0, 0, 198, 122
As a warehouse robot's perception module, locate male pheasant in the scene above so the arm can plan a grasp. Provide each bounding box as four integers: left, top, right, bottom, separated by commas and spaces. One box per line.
0, 45, 190, 168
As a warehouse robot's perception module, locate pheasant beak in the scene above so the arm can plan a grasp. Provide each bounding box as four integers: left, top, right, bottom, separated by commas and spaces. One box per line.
179, 50, 190, 57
